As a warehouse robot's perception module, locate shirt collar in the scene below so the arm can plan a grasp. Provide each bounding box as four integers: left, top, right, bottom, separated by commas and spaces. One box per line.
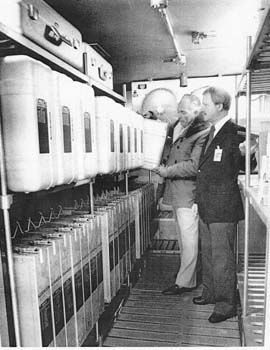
173, 121, 191, 143
213, 115, 231, 137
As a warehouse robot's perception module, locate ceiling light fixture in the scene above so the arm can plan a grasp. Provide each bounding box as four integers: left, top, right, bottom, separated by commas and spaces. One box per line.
191, 31, 207, 44
151, 0, 186, 66
179, 73, 188, 87
191, 31, 216, 44
150, 0, 168, 10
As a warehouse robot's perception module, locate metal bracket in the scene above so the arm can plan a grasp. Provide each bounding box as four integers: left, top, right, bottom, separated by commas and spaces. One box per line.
79, 198, 85, 209
25, 217, 38, 232
12, 221, 24, 239
114, 299, 124, 320
0, 194, 13, 210
90, 177, 96, 184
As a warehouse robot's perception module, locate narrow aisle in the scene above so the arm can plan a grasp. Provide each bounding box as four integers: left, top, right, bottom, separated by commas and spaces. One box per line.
104, 253, 241, 347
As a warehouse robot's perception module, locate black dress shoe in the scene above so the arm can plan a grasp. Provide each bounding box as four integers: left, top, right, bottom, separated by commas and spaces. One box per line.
162, 284, 194, 295
208, 311, 237, 323
193, 295, 213, 305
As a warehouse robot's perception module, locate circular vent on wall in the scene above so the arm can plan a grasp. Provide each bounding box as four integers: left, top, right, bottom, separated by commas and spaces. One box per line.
141, 88, 178, 125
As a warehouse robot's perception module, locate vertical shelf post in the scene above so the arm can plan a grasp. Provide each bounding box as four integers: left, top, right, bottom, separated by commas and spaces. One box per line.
89, 178, 95, 214
235, 75, 239, 125
243, 35, 252, 318
148, 170, 152, 183
125, 170, 129, 195
235, 76, 239, 266
122, 84, 127, 101
0, 103, 21, 346
264, 226, 270, 347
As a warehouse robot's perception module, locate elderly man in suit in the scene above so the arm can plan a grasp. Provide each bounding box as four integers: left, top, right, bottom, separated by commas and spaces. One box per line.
193, 86, 257, 323
154, 94, 210, 295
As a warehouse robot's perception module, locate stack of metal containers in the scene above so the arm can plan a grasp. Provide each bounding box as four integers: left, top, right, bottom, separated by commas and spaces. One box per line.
11, 183, 155, 347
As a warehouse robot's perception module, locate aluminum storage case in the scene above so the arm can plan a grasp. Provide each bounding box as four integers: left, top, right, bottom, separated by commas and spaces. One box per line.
40, 224, 82, 347
13, 243, 55, 347
15, 233, 68, 346
20, 0, 83, 70
83, 43, 113, 89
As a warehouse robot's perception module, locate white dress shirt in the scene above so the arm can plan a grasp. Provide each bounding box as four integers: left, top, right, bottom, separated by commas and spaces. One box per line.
173, 121, 184, 143
213, 115, 231, 138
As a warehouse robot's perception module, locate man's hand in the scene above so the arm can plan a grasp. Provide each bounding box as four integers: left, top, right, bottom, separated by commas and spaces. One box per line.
152, 165, 169, 177
238, 131, 259, 156
239, 138, 258, 156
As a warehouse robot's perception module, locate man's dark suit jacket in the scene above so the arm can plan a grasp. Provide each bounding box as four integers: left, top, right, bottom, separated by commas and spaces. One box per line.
196, 120, 256, 223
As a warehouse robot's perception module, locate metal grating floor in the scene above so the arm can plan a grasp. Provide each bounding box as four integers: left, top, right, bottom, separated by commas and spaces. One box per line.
150, 239, 179, 254
103, 254, 241, 347
238, 253, 266, 346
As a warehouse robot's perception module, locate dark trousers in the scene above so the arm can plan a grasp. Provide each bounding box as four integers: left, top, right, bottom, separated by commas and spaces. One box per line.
199, 217, 237, 315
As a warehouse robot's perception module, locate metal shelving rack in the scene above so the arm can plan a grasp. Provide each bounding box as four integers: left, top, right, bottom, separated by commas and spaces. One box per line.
0, 20, 127, 347
236, 5, 270, 347
0, 22, 126, 104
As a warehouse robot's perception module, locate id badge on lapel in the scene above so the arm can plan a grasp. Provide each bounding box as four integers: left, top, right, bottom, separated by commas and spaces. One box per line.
213, 146, 223, 162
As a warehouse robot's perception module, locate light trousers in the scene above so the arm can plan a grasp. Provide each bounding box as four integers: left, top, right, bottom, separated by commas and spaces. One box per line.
174, 204, 199, 288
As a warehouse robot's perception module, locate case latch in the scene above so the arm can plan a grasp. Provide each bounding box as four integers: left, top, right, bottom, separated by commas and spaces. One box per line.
28, 4, 39, 20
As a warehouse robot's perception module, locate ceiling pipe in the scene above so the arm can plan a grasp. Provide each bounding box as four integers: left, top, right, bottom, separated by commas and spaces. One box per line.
150, 0, 186, 65
152, 5, 186, 65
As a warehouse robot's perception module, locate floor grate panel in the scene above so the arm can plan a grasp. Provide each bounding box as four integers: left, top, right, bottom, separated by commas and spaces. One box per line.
103, 253, 241, 347
237, 253, 266, 346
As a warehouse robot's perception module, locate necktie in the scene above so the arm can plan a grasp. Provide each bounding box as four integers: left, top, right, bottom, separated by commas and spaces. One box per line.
204, 125, 215, 153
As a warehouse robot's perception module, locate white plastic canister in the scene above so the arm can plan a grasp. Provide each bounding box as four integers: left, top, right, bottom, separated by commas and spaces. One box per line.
95, 96, 117, 174
129, 110, 141, 169
120, 105, 129, 171
142, 119, 168, 170
112, 102, 120, 173
52, 71, 76, 184
0, 55, 56, 192
125, 111, 132, 170
126, 110, 133, 169
133, 112, 144, 168
73, 82, 97, 181
139, 124, 144, 168
114, 102, 126, 172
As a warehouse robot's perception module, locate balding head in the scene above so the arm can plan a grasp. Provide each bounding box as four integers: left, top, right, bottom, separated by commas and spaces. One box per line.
177, 94, 201, 127
180, 94, 201, 110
